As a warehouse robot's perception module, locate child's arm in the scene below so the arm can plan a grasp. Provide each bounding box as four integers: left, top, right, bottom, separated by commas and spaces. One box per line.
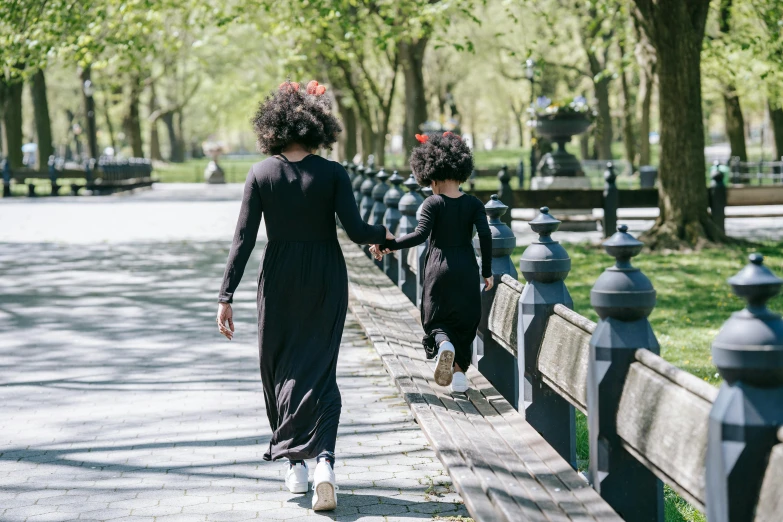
382, 197, 435, 251
473, 200, 493, 280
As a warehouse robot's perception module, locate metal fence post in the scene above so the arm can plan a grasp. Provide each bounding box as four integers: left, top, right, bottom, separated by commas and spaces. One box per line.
383, 171, 403, 283
706, 254, 783, 522
709, 160, 727, 235
518, 207, 576, 468
2, 159, 11, 197
476, 194, 519, 404
497, 165, 514, 226
587, 224, 664, 521
352, 164, 366, 206
359, 166, 377, 222
369, 169, 390, 264
415, 187, 433, 307
397, 175, 422, 303
602, 162, 617, 238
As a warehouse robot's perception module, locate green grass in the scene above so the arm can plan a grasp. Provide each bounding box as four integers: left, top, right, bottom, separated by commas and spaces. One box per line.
522, 242, 783, 521
154, 157, 264, 183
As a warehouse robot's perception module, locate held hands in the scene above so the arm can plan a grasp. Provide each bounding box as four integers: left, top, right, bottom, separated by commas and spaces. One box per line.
484, 277, 494, 291
370, 227, 396, 261
217, 302, 234, 340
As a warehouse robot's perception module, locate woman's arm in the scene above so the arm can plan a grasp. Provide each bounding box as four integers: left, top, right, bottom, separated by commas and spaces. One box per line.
218, 167, 263, 303
335, 164, 387, 245
473, 199, 493, 279
382, 197, 435, 251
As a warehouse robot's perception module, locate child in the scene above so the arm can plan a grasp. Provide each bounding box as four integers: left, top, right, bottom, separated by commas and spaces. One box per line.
371, 132, 493, 392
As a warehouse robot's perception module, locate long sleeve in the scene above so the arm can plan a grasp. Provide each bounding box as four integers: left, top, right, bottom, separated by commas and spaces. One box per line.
218, 167, 263, 303
474, 200, 492, 279
335, 164, 386, 245
383, 197, 435, 251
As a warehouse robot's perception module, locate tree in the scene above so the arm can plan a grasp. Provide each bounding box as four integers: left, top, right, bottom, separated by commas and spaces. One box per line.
631, 0, 724, 247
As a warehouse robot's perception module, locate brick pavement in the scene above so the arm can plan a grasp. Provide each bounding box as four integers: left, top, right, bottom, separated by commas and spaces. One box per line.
0, 190, 469, 522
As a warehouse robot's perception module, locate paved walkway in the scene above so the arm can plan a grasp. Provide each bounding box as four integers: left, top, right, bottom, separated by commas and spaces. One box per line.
0, 186, 468, 521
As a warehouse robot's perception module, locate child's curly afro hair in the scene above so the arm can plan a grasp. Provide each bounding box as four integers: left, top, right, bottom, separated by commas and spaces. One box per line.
409, 132, 474, 186
252, 80, 341, 155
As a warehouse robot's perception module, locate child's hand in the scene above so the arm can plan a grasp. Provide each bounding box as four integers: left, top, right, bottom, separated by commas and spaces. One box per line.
369, 245, 383, 260
483, 277, 494, 291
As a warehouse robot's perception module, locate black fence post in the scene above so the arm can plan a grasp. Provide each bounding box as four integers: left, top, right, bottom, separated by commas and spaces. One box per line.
587, 224, 663, 521
383, 171, 403, 283
359, 166, 377, 222
352, 164, 365, 206
517, 160, 525, 189
602, 162, 617, 238
415, 187, 433, 306
2, 159, 11, 197
48, 155, 59, 196
518, 207, 576, 468
397, 175, 422, 304
27, 183, 36, 197
709, 160, 727, 235
706, 254, 783, 522
476, 195, 519, 403
369, 169, 390, 265
468, 168, 477, 192
497, 165, 514, 226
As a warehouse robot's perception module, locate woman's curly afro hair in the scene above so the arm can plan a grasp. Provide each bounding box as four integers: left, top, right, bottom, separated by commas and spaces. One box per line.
252, 80, 342, 155
409, 132, 474, 186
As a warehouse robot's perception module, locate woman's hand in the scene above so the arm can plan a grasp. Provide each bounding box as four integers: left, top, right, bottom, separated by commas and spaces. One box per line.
369, 245, 384, 260
217, 303, 234, 340
483, 277, 494, 291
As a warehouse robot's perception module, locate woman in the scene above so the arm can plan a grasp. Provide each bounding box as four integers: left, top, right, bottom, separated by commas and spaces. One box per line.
216, 80, 392, 511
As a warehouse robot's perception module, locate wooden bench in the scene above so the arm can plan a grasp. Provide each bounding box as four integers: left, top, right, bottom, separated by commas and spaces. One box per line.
340, 231, 622, 522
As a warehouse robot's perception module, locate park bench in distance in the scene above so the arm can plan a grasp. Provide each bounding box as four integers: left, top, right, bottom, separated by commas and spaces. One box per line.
340, 168, 783, 521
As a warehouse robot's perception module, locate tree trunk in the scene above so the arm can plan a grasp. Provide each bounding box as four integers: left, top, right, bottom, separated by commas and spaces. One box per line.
148, 82, 162, 161
172, 110, 185, 162
360, 119, 374, 164
619, 52, 637, 174
770, 102, 783, 160
400, 38, 429, 163
723, 85, 747, 161
101, 93, 116, 153
636, 0, 722, 247
124, 75, 144, 158
594, 77, 613, 160
30, 70, 53, 169
161, 112, 182, 163
339, 103, 358, 163
1, 78, 24, 168
80, 66, 99, 159
638, 72, 654, 166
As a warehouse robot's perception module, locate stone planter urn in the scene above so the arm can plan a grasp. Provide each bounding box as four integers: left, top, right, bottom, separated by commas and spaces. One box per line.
531, 114, 592, 190
202, 141, 226, 184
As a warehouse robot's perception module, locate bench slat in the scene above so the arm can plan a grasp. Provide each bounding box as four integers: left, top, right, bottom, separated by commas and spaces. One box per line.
616, 351, 715, 510
537, 314, 591, 413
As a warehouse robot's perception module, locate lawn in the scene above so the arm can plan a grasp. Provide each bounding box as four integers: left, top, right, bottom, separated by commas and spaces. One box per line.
514, 240, 783, 522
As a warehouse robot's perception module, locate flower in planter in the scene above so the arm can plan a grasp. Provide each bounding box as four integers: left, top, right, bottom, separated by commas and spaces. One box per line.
536, 96, 596, 119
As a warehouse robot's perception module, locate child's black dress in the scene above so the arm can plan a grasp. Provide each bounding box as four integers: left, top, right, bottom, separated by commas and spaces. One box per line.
383, 194, 492, 370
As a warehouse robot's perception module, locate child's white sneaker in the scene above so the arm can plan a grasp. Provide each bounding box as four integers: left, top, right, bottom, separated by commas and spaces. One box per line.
451, 372, 469, 393
433, 342, 455, 387
312, 460, 337, 511
285, 461, 309, 493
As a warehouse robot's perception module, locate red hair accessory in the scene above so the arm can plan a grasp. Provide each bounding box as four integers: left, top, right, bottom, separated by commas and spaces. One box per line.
443, 131, 459, 139
278, 81, 300, 92
306, 80, 327, 96
415, 134, 429, 144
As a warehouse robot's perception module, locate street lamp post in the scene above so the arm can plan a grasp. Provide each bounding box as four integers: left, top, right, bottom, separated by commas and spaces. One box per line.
526, 59, 537, 179
80, 68, 98, 160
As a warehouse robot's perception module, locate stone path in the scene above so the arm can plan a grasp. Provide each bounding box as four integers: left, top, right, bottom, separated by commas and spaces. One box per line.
0, 186, 468, 521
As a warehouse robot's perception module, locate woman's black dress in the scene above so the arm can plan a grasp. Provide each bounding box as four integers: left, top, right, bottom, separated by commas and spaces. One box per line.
219, 155, 386, 461
383, 194, 492, 371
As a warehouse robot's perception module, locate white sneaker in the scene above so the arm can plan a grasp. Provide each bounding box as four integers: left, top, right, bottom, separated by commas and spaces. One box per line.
312, 460, 337, 511
433, 342, 455, 387
451, 372, 469, 393
285, 461, 309, 494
